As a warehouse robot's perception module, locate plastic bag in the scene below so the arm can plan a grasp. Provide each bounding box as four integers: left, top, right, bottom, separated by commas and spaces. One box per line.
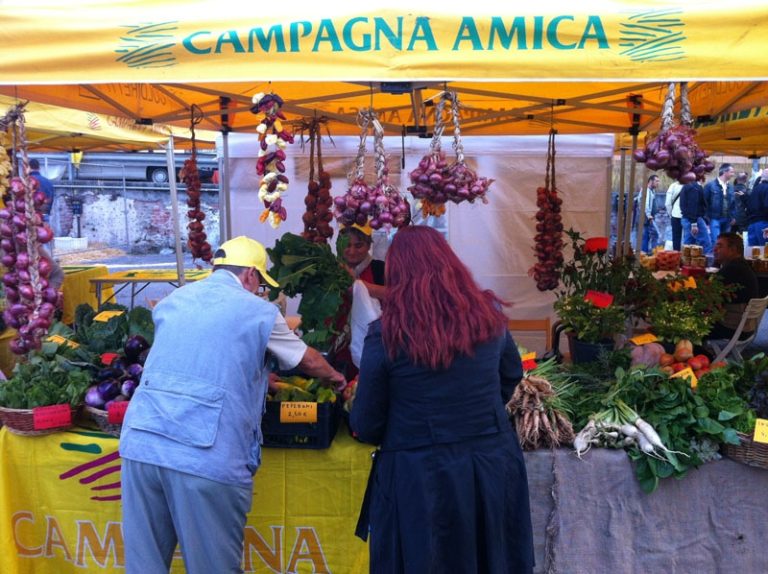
349, 280, 382, 368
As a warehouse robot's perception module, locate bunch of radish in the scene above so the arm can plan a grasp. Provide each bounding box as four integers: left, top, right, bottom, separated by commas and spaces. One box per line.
181, 156, 212, 263
530, 130, 564, 291
0, 173, 58, 354
408, 92, 493, 216
633, 82, 715, 185
633, 125, 715, 184
252, 92, 294, 228
334, 110, 409, 231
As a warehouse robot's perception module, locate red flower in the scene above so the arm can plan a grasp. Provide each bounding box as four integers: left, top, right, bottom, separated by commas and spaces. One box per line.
584, 237, 609, 253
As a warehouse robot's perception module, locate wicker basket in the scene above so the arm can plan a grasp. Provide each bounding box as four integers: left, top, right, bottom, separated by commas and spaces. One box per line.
85, 406, 122, 437
0, 404, 79, 436
722, 432, 768, 470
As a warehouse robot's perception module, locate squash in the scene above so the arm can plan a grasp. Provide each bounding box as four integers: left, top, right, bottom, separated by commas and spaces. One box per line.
629, 342, 666, 367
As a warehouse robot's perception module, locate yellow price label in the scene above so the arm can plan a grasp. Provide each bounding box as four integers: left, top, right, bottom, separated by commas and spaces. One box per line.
93, 310, 125, 322
46, 335, 79, 348
279, 402, 318, 424
754, 419, 768, 444
630, 333, 659, 345
520, 352, 536, 362
671, 367, 698, 389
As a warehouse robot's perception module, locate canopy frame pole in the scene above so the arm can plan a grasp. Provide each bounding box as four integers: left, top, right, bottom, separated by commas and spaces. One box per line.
616, 148, 627, 253
624, 134, 639, 256
165, 137, 186, 287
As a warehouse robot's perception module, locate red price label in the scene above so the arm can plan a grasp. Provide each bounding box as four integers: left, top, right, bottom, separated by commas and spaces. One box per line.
584, 290, 614, 308
32, 404, 72, 430
107, 401, 129, 424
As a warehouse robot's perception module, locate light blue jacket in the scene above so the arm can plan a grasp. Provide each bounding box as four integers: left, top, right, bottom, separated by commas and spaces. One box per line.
120, 270, 277, 486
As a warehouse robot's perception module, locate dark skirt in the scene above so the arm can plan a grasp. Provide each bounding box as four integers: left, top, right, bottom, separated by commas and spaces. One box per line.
366, 431, 534, 574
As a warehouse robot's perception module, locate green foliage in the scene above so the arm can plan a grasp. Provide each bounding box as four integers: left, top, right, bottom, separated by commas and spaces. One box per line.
72, 303, 154, 354
267, 233, 353, 350
0, 342, 94, 409
642, 274, 734, 344
554, 229, 654, 343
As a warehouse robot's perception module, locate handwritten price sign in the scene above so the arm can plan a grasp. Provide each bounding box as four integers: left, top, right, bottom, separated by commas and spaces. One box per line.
280, 402, 318, 424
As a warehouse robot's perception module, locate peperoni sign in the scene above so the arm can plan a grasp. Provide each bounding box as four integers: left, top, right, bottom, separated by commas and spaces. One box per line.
115, 10, 687, 69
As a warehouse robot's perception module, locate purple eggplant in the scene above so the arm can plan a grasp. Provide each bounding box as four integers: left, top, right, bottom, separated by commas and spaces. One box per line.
124, 335, 150, 360
97, 379, 121, 402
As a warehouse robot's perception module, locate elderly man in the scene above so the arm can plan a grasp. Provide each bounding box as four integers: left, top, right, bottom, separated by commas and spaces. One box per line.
708, 232, 759, 340
120, 236, 345, 574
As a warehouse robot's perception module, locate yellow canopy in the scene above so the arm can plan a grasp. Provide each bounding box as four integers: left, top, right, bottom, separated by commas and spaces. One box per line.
0, 2, 767, 154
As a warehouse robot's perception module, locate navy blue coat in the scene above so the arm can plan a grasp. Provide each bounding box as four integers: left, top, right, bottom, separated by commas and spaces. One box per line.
704, 178, 734, 220
680, 182, 708, 221
351, 320, 534, 574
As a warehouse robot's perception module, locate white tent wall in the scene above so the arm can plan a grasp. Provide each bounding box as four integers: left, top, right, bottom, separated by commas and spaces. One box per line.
219, 133, 614, 355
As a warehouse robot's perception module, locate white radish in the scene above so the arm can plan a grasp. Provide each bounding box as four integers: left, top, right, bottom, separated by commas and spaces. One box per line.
574, 420, 597, 458
635, 417, 689, 458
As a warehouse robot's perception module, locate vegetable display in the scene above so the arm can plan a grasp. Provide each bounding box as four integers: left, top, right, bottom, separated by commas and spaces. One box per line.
334, 109, 409, 231
633, 82, 714, 184
506, 358, 575, 450
268, 375, 337, 404
267, 233, 353, 349
84, 335, 150, 410
252, 92, 294, 228
0, 108, 58, 354
530, 129, 563, 291
407, 91, 492, 217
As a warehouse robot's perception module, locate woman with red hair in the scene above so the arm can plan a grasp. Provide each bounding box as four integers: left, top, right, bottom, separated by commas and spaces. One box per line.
351, 226, 534, 574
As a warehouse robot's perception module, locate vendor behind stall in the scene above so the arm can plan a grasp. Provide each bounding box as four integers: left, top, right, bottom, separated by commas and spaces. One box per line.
341, 222, 386, 300
708, 232, 759, 340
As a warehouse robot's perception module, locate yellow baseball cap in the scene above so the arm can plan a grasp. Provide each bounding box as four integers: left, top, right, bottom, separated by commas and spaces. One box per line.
212, 236, 279, 287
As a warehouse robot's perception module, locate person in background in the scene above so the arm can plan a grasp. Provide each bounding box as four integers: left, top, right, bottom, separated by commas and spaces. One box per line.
641, 174, 661, 254
119, 236, 345, 574
341, 222, 386, 300
28, 158, 54, 222
704, 163, 735, 251
351, 226, 534, 574
747, 168, 768, 247
665, 180, 684, 251
731, 171, 750, 234
707, 232, 759, 341
330, 222, 387, 379
680, 174, 712, 253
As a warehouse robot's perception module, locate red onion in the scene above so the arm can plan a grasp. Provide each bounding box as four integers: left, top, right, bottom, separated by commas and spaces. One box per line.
18, 284, 35, 301
43, 287, 59, 304
36, 225, 53, 243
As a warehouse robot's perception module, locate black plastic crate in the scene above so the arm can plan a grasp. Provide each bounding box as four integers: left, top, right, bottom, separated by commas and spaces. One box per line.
261, 400, 341, 449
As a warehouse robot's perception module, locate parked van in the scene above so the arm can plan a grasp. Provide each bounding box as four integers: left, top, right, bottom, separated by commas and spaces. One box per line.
25, 151, 218, 184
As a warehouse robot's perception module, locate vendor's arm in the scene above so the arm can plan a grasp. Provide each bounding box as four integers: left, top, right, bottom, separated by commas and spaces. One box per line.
499, 330, 523, 404
362, 281, 387, 300
267, 314, 345, 388
350, 321, 390, 445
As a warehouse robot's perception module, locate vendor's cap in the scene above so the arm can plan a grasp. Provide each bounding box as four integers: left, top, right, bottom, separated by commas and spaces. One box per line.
344, 221, 373, 237
213, 236, 278, 287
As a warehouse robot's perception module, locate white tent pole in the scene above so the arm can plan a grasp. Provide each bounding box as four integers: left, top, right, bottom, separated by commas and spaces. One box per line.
616, 148, 627, 254
624, 135, 639, 256
220, 130, 232, 242
165, 137, 186, 286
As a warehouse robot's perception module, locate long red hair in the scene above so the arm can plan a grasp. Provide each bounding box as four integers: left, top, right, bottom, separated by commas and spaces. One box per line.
381, 226, 508, 370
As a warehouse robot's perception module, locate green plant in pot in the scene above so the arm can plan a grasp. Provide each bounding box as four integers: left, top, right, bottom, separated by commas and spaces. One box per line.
553, 230, 652, 360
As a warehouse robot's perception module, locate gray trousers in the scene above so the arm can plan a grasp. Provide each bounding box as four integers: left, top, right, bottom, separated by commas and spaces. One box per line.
122, 459, 252, 574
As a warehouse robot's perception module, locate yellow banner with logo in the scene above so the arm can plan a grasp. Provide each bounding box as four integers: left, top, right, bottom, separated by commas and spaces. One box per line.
0, 427, 371, 573
0, 1, 767, 83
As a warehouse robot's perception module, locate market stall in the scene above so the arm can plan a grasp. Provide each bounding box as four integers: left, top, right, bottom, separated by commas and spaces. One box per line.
2, 426, 767, 574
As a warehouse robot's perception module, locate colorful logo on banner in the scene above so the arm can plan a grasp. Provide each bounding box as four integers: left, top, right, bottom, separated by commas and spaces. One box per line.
58, 435, 123, 502
618, 9, 686, 62
115, 21, 179, 68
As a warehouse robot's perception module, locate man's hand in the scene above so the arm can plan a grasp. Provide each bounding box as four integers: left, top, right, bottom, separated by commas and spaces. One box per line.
691, 224, 699, 237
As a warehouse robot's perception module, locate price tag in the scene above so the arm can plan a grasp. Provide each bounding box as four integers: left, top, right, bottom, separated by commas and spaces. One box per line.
107, 401, 129, 424
520, 352, 537, 362
32, 404, 72, 430
46, 335, 80, 348
754, 419, 768, 444
630, 333, 659, 345
100, 352, 120, 366
93, 310, 125, 322
671, 367, 698, 389
584, 237, 608, 253
584, 290, 614, 308
279, 402, 318, 424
